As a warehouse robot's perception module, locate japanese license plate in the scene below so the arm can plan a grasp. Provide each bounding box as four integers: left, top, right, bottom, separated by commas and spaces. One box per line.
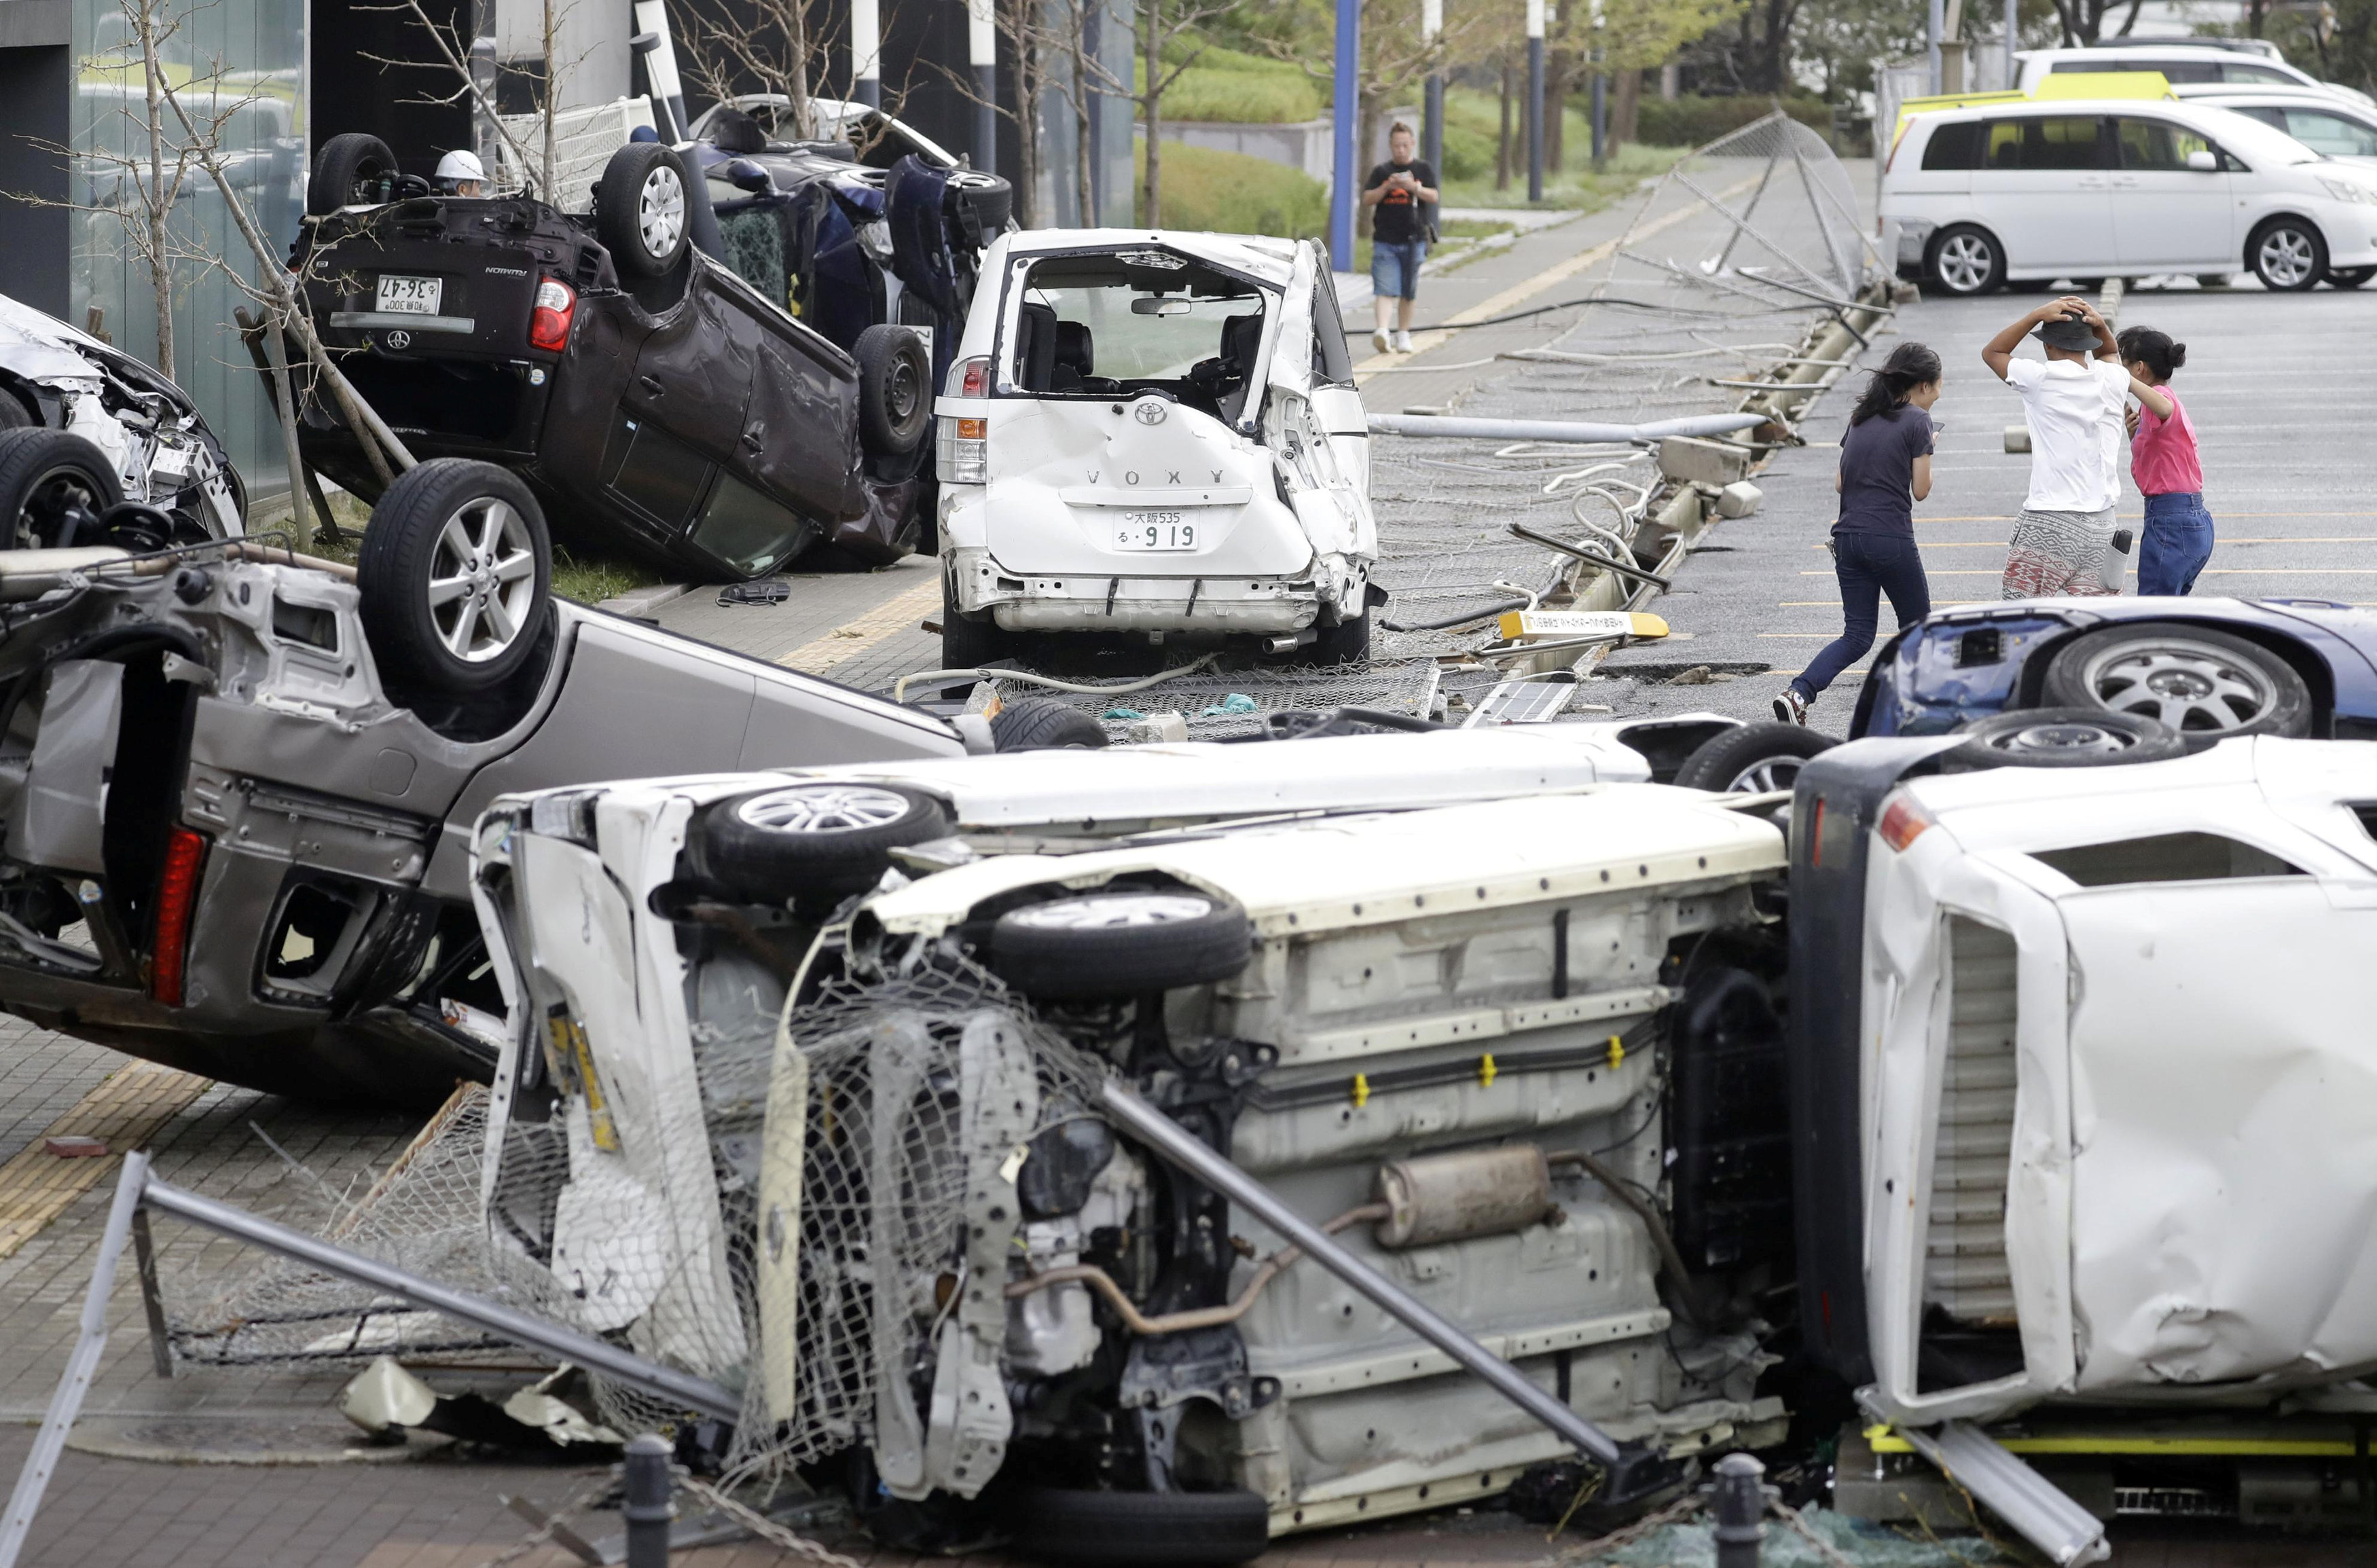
1116, 512, 1196, 550
375, 274, 443, 316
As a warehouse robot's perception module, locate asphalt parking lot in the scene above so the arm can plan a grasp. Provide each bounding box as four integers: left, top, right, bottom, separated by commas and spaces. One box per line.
5, 221, 2377, 1565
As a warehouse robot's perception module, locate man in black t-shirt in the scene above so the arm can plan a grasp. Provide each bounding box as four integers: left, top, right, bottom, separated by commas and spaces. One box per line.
1362, 122, 1437, 354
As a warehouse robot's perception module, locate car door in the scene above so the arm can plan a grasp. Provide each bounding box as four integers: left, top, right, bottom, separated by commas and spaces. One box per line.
1265, 242, 1371, 562
2276, 105, 2377, 160
1307, 263, 1368, 498
2111, 115, 2234, 270
1974, 115, 2114, 275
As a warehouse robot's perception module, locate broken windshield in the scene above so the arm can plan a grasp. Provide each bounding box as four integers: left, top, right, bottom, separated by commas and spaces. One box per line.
1005, 250, 1273, 420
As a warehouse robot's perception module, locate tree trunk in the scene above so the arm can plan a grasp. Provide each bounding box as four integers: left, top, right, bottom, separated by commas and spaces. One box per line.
1547, 48, 1568, 172
137, 2, 174, 379
1495, 56, 1513, 190
1009, 0, 1039, 227
1612, 67, 1641, 147
541, 0, 558, 200
1140, 0, 1160, 224
1068, 1, 1093, 225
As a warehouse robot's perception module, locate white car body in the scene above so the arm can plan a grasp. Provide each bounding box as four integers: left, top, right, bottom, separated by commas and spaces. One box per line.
1881, 98, 2377, 288
2014, 43, 2374, 106
2173, 84, 2377, 166
1857, 738, 2377, 1426
934, 230, 1375, 645
685, 94, 964, 170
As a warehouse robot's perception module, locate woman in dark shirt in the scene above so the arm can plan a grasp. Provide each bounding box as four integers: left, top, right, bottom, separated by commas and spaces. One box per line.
1774, 342, 1942, 727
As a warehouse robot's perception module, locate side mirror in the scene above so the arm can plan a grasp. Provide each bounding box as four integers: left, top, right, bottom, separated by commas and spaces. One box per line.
2186, 149, 2219, 172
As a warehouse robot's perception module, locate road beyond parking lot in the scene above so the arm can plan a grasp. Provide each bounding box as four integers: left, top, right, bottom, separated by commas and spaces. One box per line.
7, 210, 2377, 1563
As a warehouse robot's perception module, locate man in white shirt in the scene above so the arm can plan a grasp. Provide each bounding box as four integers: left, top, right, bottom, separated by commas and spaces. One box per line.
1982, 298, 2171, 598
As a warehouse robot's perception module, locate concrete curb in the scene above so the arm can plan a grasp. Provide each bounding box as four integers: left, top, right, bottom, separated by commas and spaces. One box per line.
594, 581, 691, 617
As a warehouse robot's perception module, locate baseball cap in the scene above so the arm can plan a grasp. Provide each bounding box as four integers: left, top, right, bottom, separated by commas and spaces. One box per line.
2033, 314, 2099, 351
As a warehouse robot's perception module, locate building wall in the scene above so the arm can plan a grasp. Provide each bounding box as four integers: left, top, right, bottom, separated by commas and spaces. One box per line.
0, 18, 72, 316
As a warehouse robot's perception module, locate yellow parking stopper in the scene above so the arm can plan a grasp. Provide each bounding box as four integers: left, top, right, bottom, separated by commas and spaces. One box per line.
1478, 1053, 1498, 1089
1350, 1073, 1370, 1108
1494, 609, 1670, 643
1606, 1034, 1625, 1071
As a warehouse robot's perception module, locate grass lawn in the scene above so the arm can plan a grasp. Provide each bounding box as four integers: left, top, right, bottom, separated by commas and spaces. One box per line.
261, 487, 668, 606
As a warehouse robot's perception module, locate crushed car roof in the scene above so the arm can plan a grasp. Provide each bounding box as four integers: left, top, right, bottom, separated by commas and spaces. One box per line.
996, 227, 1301, 283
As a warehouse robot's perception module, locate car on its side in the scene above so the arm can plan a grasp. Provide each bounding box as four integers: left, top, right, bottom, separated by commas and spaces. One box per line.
1882, 97, 2377, 293
291, 131, 962, 581
0, 293, 244, 548
933, 230, 1379, 668
2016, 40, 2373, 106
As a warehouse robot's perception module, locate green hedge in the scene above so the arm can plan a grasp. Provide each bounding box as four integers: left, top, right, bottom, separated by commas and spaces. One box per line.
1634, 94, 1833, 149
1440, 121, 1492, 181
1135, 139, 1326, 238
1138, 47, 1323, 123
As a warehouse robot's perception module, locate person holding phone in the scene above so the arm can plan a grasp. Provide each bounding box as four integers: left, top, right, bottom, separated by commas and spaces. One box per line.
1362, 122, 1437, 355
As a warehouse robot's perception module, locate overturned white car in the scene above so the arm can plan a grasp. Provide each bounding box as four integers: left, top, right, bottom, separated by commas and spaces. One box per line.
932, 232, 1377, 668
469, 718, 2377, 1564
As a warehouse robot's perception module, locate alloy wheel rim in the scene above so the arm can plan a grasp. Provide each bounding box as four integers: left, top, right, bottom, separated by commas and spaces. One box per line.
1724, 756, 1807, 793
2260, 229, 2315, 286
2078, 639, 2277, 733
639, 164, 686, 257
735, 784, 917, 835
1986, 721, 2132, 758
424, 496, 537, 663
1938, 234, 1991, 293
1009, 893, 1214, 931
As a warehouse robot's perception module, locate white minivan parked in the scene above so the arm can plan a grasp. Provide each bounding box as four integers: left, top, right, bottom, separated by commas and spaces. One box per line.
2015, 41, 2374, 106
1881, 98, 2377, 293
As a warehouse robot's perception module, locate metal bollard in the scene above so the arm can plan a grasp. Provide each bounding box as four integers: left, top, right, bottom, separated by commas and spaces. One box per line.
1711, 1452, 1766, 1568
623, 1433, 676, 1568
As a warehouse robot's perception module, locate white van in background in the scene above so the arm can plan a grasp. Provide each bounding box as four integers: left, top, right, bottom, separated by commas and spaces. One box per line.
1882, 98, 2377, 293
2015, 41, 2374, 107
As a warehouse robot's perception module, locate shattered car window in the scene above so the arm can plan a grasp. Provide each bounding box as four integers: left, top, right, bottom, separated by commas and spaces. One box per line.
1010, 252, 1271, 397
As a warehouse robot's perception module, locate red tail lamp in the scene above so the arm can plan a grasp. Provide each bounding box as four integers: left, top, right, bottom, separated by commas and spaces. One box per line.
149, 826, 208, 1006
528, 277, 577, 352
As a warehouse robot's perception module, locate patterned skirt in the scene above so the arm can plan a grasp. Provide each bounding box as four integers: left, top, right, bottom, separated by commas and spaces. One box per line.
2001, 506, 2116, 598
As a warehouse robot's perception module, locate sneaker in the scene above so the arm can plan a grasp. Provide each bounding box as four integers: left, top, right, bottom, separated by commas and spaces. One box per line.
1371, 326, 1392, 354
1773, 689, 1809, 726
1394, 329, 1415, 352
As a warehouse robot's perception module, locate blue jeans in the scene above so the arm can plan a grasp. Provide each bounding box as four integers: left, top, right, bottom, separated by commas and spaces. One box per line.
1793, 532, 1932, 702
1371, 240, 1427, 301
2138, 492, 2214, 596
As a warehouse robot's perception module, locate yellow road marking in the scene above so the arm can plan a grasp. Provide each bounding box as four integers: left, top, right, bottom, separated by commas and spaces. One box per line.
0, 1061, 209, 1260
776, 578, 944, 675
1803, 568, 2377, 577
1353, 177, 1764, 383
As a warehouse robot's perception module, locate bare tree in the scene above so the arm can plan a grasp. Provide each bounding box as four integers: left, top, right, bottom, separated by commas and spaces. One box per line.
678, 0, 824, 139
358, 0, 543, 194
1134, 0, 1233, 225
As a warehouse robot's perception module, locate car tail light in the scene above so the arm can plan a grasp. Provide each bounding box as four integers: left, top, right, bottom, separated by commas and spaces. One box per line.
937, 414, 988, 484
1878, 792, 1935, 853
149, 826, 208, 1006
528, 276, 575, 352
949, 354, 992, 399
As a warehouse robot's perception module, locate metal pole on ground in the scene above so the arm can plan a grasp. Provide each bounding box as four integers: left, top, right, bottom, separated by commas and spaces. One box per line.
1328, 0, 1359, 270
1526, 0, 1546, 200
969, 0, 998, 175
1925, 0, 1944, 95
623, 1434, 676, 1568
1711, 1453, 1766, 1568
852, 0, 882, 107
1422, 0, 1444, 177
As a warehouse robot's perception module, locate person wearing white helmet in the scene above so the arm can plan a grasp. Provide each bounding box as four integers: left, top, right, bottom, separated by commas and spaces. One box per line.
434, 148, 486, 196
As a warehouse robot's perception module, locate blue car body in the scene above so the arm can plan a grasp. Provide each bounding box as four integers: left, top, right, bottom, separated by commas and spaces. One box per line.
1850, 596, 2377, 741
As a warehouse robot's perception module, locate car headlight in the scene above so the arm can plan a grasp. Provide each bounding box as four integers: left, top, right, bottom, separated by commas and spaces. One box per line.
2317, 174, 2377, 205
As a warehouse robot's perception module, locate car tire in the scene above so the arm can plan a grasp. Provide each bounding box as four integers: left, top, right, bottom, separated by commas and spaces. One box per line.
594, 143, 691, 278
2035, 621, 2312, 740
1298, 606, 1371, 666
943, 170, 1014, 236
1925, 225, 2005, 296
1009, 1487, 1271, 1567
991, 696, 1108, 750
987, 890, 1253, 999
1947, 706, 2190, 771
2248, 217, 2327, 292
308, 132, 399, 216
1673, 722, 1838, 794
2328, 265, 2375, 289
0, 389, 35, 429
695, 781, 953, 905
855, 325, 932, 456
0, 429, 124, 549
943, 579, 1019, 669
357, 458, 552, 693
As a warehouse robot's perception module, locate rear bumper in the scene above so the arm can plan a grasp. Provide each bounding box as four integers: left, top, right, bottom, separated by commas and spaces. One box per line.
947, 545, 1364, 634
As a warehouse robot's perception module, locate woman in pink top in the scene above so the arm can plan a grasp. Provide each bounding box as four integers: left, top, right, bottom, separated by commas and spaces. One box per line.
2117, 327, 2209, 596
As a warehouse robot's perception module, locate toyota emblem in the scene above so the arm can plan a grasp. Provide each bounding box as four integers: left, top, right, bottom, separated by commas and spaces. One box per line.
1133, 400, 1167, 426
385, 329, 412, 351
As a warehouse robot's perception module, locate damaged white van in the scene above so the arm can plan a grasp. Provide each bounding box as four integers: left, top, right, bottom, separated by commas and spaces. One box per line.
931, 232, 1377, 668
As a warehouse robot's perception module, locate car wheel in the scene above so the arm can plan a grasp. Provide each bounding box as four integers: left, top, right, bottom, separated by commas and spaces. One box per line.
1673, 721, 1838, 793
1297, 606, 1371, 666
357, 458, 551, 693
1925, 225, 2005, 296
2035, 622, 2312, 740
0, 429, 124, 549
855, 325, 932, 456
2248, 217, 2327, 292
987, 890, 1253, 1000
0, 389, 35, 429
1947, 707, 2189, 770
1009, 1488, 1269, 1567
942, 579, 1019, 669
991, 696, 1108, 750
2328, 265, 2375, 289
594, 143, 691, 278
696, 781, 952, 905
943, 170, 1014, 236
308, 132, 399, 215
